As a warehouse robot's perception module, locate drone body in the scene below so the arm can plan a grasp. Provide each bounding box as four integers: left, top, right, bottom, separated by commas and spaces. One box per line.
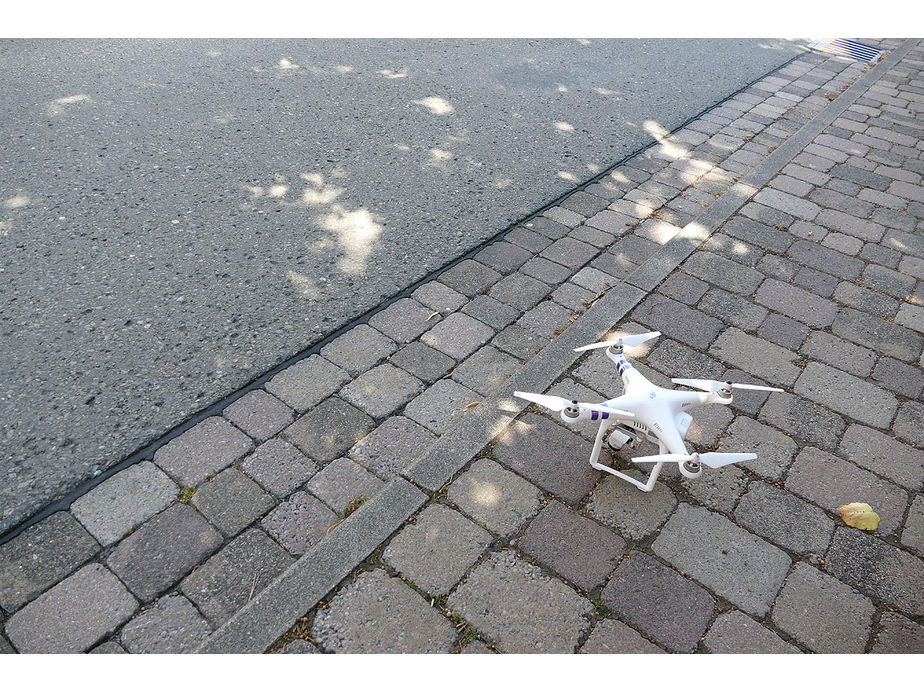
514, 330, 782, 492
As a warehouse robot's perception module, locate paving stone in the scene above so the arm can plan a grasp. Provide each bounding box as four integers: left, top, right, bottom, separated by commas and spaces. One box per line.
222, 389, 295, 441
579, 619, 665, 653
473, 241, 534, 273
0, 622, 13, 654
181, 528, 295, 627
735, 481, 835, 555
367, 298, 435, 344
388, 340, 455, 383
647, 339, 725, 381
684, 403, 734, 448
786, 240, 864, 280
403, 378, 481, 435
421, 312, 494, 360
264, 355, 349, 413
493, 413, 601, 504
772, 562, 875, 653
698, 288, 768, 330
652, 503, 791, 617
709, 328, 801, 387
545, 206, 585, 227
461, 294, 520, 330
240, 437, 318, 498
683, 251, 765, 294
601, 551, 715, 653
154, 417, 253, 488
703, 610, 800, 654
758, 391, 845, 451
794, 362, 898, 429
539, 237, 597, 269
318, 324, 397, 376
816, 208, 885, 243
893, 401, 924, 447
306, 457, 386, 513
822, 232, 863, 256
448, 551, 592, 653
590, 250, 636, 278
383, 504, 491, 596
191, 468, 275, 537
834, 281, 900, 316
4, 564, 137, 653
560, 190, 610, 217
488, 272, 552, 312
800, 331, 877, 377
681, 465, 749, 514
446, 458, 542, 535
785, 447, 907, 536
505, 226, 552, 253
586, 472, 677, 541
569, 224, 615, 248
632, 294, 724, 349
277, 638, 320, 653
106, 504, 223, 602
349, 415, 436, 479
438, 259, 502, 297
119, 594, 211, 654
518, 500, 625, 592
260, 491, 338, 556
658, 271, 709, 305
0, 511, 100, 613
283, 397, 374, 463
753, 188, 820, 220
896, 302, 924, 333
340, 363, 423, 419
551, 282, 595, 311
451, 345, 522, 397
755, 279, 838, 328
861, 263, 917, 299
411, 280, 468, 314
313, 569, 456, 653
723, 215, 794, 254
873, 612, 924, 654
517, 300, 574, 339
872, 356, 924, 398
902, 495, 924, 554
88, 641, 125, 654
757, 312, 810, 351
793, 265, 838, 297
832, 307, 923, 362
839, 424, 924, 491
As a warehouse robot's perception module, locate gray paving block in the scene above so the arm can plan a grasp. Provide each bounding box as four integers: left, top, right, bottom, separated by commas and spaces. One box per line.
488, 272, 552, 312
826, 525, 924, 616
786, 240, 864, 280
181, 528, 295, 627
438, 259, 502, 297
473, 241, 533, 274
901, 495, 924, 555
222, 389, 295, 442
833, 308, 923, 363
411, 280, 468, 314
586, 472, 677, 541
493, 413, 601, 504
261, 491, 338, 556
785, 447, 907, 536
872, 612, 924, 654
601, 551, 715, 653
505, 226, 552, 253
734, 481, 835, 555
793, 265, 838, 297
461, 294, 521, 330
367, 298, 435, 344
703, 610, 800, 653
540, 237, 597, 269
772, 562, 875, 653
755, 279, 839, 328
191, 468, 275, 538
306, 458, 385, 514
312, 569, 456, 653
579, 619, 665, 654
388, 340, 455, 383
683, 251, 765, 295
340, 363, 423, 419
264, 355, 349, 413
448, 551, 592, 653
559, 190, 610, 217
835, 281, 901, 316
817, 208, 885, 242
88, 641, 125, 654
349, 415, 436, 480
154, 417, 253, 488
710, 327, 801, 386
318, 324, 397, 376
839, 424, 924, 491
800, 331, 877, 377
861, 263, 917, 299
632, 294, 725, 349
5, 564, 137, 653
277, 638, 320, 653
517, 300, 574, 340
518, 500, 625, 592
893, 401, 924, 447
451, 345, 522, 397
0, 511, 100, 613
758, 391, 845, 451
105, 504, 223, 602
652, 503, 791, 617
491, 324, 549, 360
871, 356, 924, 399
421, 312, 494, 360
794, 362, 898, 429
240, 437, 318, 498
680, 464, 749, 514
403, 378, 480, 435
551, 282, 595, 312
283, 397, 374, 463
119, 594, 212, 654
383, 504, 491, 596
647, 338, 725, 381
698, 287, 768, 330
447, 458, 542, 535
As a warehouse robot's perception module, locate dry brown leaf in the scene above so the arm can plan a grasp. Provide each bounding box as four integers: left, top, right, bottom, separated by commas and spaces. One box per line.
839, 503, 880, 531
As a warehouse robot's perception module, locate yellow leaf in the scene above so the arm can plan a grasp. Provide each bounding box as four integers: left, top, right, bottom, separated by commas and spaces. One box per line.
839, 503, 880, 531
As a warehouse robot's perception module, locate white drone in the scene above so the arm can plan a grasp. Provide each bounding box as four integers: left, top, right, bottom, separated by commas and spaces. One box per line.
514, 330, 782, 492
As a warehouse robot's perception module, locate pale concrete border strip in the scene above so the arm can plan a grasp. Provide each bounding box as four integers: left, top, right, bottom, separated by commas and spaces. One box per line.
193, 40, 916, 654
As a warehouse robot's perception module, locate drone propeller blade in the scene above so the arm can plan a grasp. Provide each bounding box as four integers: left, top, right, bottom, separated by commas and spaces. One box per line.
697, 452, 757, 468
573, 331, 661, 353
726, 383, 784, 393
513, 391, 571, 411
594, 404, 635, 418
631, 454, 690, 464
671, 378, 783, 393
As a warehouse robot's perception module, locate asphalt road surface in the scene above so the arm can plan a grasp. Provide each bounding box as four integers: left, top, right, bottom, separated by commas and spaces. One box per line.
0, 38, 807, 533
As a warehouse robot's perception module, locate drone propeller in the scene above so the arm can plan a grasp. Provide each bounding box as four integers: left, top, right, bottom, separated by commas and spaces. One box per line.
671, 378, 783, 394
513, 391, 634, 418
632, 451, 756, 468
573, 331, 661, 353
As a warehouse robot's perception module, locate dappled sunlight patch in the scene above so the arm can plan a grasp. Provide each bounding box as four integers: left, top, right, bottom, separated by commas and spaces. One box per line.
318, 206, 383, 275
334, 65, 354, 73
469, 479, 503, 509
379, 69, 408, 79
4, 194, 30, 210
594, 87, 618, 96
558, 171, 579, 182
644, 119, 689, 160
427, 148, 453, 170
277, 58, 299, 70
0, 220, 11, 237
413, 96, 454, 115
46, 94, 90, 116
286, 270, 321, 299
554, 121, 574, 132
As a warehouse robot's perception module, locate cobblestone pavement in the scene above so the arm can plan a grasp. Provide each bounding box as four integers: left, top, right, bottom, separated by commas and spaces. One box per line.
2, 38, 923, 654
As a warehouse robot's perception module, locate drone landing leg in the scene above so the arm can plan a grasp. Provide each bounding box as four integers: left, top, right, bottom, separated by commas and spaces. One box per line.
588, 420, 664, 492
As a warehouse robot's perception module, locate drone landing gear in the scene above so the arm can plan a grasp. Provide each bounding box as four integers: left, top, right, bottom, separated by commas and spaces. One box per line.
589, 419, 665, 492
